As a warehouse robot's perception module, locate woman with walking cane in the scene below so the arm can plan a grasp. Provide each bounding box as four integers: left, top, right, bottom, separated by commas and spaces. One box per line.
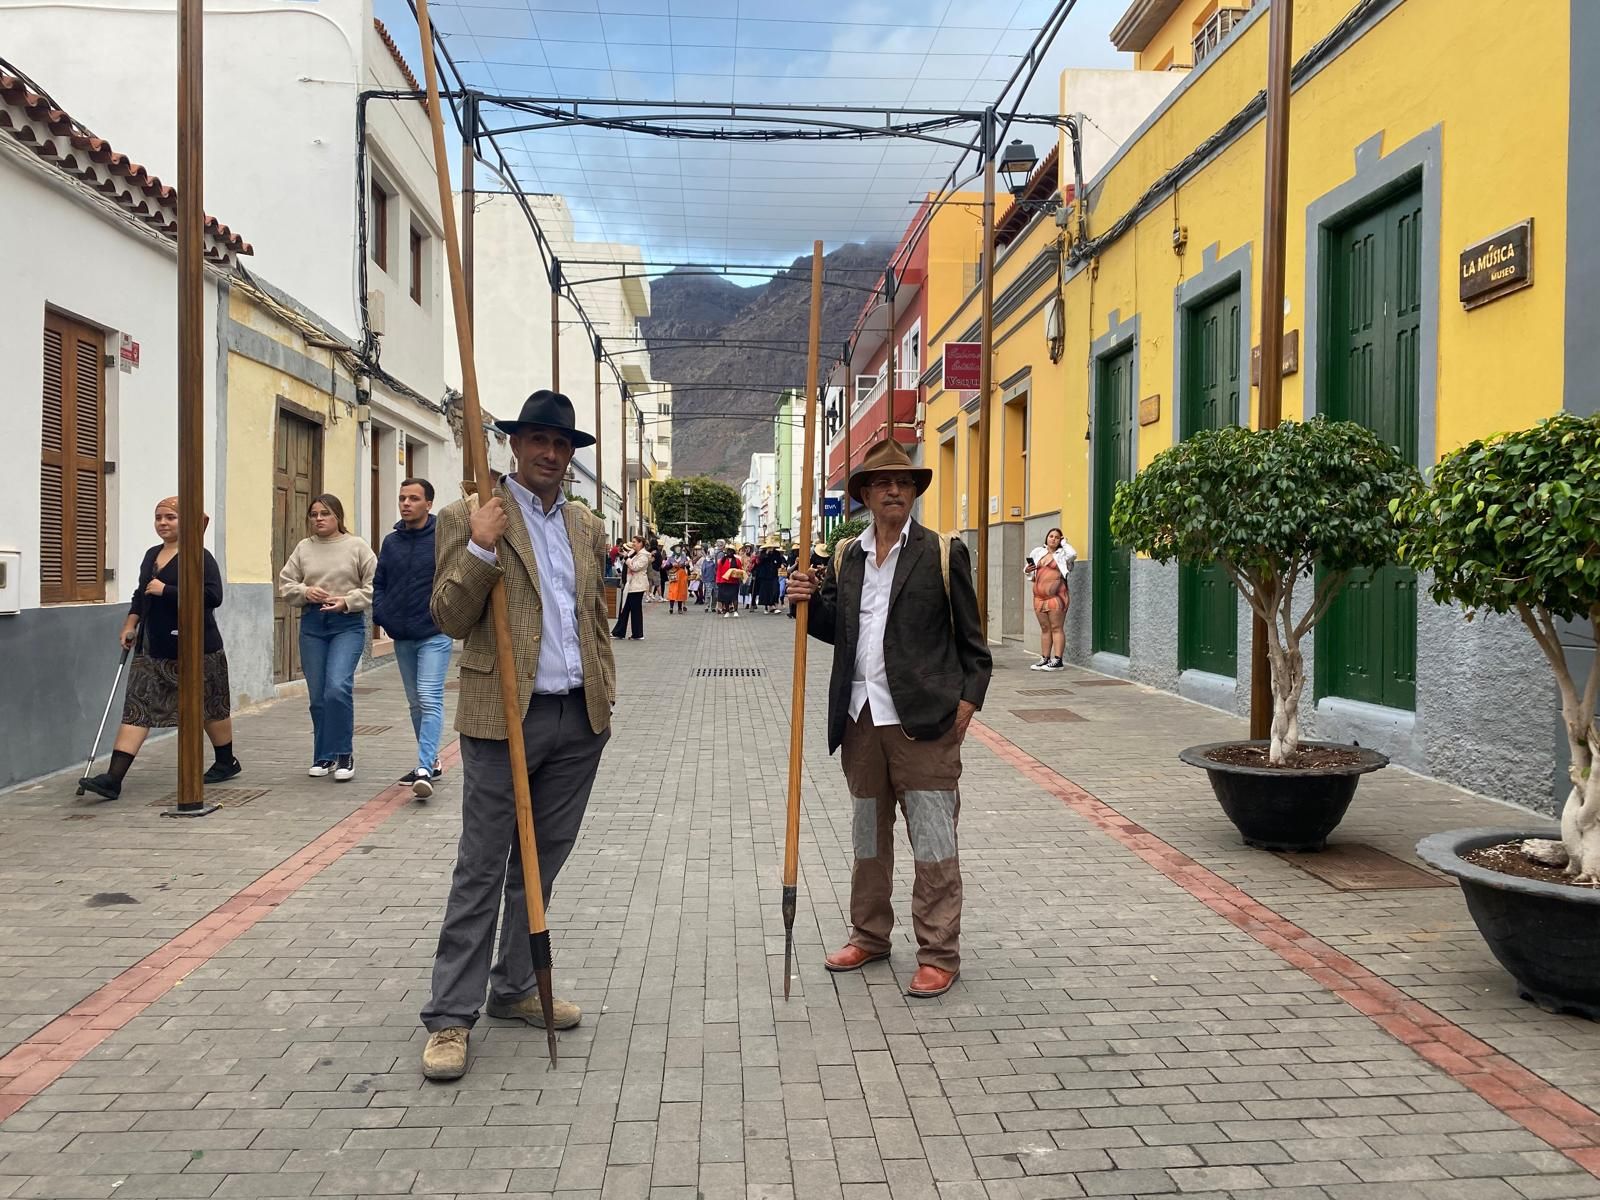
79, 497, 238, 800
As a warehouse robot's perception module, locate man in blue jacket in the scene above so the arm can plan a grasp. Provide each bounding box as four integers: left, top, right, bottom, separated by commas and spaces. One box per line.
373, 477, 453, 799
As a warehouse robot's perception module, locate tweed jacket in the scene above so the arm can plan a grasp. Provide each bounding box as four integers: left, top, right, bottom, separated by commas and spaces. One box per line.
431, 482, 616, 739
806, 518, 992, 754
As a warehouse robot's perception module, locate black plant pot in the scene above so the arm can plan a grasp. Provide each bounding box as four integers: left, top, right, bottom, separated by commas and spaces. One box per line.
1417, 827, 1600, 1020
1178, 739, 1390, 851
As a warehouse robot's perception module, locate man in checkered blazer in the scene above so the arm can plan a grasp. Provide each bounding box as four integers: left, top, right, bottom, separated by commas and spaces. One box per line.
418, 390, 616, 1082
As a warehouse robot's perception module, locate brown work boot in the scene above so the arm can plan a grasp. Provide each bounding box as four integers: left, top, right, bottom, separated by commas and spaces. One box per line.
421, 1026, 469, 1081
486, 992, 581, 1029
824, 944, 890, 973
906, 964, 959, 998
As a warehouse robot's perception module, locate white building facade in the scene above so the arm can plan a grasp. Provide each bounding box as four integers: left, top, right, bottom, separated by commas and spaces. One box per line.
0, 68, 249, 788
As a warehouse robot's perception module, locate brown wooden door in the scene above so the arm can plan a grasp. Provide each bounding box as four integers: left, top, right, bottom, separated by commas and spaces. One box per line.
273, 408, 321, 682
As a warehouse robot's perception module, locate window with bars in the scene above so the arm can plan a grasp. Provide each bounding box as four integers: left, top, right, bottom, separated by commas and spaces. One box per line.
1193, 6, 1250, 64
40, 310, 106, 603
372, 180, 390, 272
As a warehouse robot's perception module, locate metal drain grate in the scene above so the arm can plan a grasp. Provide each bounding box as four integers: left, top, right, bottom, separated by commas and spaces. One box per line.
352, 685, 381, 695
149, 787, 270, 808
1275, 844, 1453, 891
1077, 679, 1130, 687
1010, 708, 1085, 723
353, 724, 392, 735
63, 813, 96, 821
1018, 688, 1074, 696
694, 667, 767, 677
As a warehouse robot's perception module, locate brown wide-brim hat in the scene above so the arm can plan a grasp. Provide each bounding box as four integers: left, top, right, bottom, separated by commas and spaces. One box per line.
847, 439, 932, 503
493, 389, 597, 448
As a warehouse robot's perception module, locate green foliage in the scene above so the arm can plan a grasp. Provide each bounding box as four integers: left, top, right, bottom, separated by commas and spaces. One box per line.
1395, 412, 1600, 619
562, 491, 593, 512
650, 476, 742, 542
826, 516, 869, 556
1110, 419, 1418, 585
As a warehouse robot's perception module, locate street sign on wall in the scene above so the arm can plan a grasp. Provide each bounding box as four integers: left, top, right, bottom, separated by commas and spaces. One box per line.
943, 341, 982, 390
823, 496, 843, 517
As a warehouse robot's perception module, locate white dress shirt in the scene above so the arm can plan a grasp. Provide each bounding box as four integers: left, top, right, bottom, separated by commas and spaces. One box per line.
849, 521, 910, 726
467, 475, 585, 694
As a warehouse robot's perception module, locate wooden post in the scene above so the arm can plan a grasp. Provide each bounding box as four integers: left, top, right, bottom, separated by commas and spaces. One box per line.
594, 338, 604, 530
550, 258, 561, 393
1251, 0, 1294, 741
636, 412, 645, 532
166, 0, 216, 818
620, 385, 629, 539
843, 343, 854, 521
461, 95, 475, 328
781, 240, 826, 998
976, 109, 997, 640
414, 0, 560, 1063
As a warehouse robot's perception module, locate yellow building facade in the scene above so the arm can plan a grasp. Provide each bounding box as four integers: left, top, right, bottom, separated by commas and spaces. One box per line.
216, 281, 362, 704
919, 0, 1592, 811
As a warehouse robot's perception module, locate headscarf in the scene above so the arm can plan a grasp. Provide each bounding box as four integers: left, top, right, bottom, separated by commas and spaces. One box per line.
155, 496, 211, 530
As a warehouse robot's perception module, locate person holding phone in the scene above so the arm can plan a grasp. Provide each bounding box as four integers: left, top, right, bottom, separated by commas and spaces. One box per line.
278, 494, 376, 780
1024, 527, 1076, 670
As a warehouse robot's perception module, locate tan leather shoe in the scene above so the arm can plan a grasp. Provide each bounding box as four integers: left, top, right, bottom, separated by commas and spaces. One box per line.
486, 992, 582, 1029
906, 965, 959, 997
824, 944, 890, 973
422, 1026, 469, 1080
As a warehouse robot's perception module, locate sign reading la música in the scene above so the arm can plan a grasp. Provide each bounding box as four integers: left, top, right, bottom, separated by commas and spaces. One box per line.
1460, 219, 1533, 309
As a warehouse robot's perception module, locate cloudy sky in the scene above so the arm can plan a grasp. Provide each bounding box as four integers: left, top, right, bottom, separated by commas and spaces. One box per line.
375, 0, 1134, 265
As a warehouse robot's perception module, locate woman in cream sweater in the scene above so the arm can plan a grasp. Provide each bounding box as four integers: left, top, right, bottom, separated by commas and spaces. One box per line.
278, 494, 376, 781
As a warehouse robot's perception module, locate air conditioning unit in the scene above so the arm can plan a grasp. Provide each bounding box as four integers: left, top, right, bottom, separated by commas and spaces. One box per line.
368, 289, 387, 336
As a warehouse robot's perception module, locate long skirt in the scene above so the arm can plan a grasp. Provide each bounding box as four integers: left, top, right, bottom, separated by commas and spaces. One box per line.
121, 649, 232, 727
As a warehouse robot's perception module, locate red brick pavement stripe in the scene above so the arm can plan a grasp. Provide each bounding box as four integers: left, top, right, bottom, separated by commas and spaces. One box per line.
0, 740, 462, 1123
970, 719, 1600, 1178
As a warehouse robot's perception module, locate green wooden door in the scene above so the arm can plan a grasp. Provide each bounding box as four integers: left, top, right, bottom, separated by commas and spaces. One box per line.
1093, 345, 1134, 656
1179, 289, 1241, 677
1317, 191, 1421, 710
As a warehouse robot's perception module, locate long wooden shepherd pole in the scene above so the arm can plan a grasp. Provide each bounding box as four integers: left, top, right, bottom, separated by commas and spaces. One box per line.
414, 0, 560, 1066
782, 241, 826, 999
169, 0, 217, 819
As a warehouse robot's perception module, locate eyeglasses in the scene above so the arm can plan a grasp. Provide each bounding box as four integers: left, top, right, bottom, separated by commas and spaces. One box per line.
866, 474, 917, 491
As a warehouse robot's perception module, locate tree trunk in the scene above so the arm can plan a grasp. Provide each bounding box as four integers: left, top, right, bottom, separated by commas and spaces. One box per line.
1262, 612, 1304, 764
1517, 607, 1600, 880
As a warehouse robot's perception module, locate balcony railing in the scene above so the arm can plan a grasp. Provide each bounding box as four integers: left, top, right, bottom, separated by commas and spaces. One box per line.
854, 368, 921, 415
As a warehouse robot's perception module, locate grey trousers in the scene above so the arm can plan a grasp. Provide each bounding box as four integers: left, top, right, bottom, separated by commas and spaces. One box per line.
421, 690, 609, 1032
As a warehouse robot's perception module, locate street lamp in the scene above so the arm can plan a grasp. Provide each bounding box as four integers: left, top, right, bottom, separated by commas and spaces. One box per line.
681, 480, 692, 549
999, 138, 1038, 197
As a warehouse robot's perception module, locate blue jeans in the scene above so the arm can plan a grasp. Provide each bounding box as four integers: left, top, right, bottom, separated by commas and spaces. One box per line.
394, 633, 453, 773
299, 608, 366, 761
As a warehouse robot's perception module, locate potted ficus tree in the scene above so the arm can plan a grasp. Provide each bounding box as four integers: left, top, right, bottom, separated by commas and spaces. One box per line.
1402, 412, 1600, 1018
1110, 418, 1419, 850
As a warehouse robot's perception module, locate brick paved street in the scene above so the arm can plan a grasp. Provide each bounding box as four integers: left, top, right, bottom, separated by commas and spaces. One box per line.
3, 607, 1600, 1198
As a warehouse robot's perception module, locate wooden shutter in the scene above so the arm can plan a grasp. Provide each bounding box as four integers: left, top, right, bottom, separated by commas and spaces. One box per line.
40, 311, 105, 603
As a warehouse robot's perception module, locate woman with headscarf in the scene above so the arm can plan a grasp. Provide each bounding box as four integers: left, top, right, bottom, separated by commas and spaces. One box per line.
79, 497, 237, 800
278, 493, 376, 781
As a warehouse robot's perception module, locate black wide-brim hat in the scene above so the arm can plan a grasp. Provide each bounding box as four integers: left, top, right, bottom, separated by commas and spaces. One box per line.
493, 389, 597, 448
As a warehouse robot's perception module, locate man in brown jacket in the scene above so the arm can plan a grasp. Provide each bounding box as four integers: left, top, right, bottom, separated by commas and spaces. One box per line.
786, 440, 991, 998
420, 390, 616, 1081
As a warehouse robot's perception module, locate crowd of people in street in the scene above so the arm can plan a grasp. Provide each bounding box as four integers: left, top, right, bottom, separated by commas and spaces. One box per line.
72, 386, 1071, 1081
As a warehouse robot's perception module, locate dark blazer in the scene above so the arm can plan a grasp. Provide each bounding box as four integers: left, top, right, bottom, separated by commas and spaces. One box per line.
130, 545, 224, 659
806, 519, 991, 753
372, 514, 442, 641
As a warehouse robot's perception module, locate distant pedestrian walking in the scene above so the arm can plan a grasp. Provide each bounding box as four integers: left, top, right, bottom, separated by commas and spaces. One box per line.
716, 546, 744, 616
1025, 528, 1076, 671
278, 494, 376, 783
665, 551, 689, 613
754, 539, 784, 613
700, 548, 719, 613
611, 535, 650, 639
373, 477, 453, 799
79, 497, 237, 800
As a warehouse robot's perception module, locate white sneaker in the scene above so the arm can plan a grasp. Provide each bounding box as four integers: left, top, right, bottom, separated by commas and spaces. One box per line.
411, 768, 434, 799
308, 759, 334, 777
333, 754, 355, 782
1043, 658, 1066, 671
1029, 657, 1049, 670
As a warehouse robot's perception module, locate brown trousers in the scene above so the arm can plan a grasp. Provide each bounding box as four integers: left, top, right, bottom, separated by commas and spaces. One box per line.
841, 703, 964, 972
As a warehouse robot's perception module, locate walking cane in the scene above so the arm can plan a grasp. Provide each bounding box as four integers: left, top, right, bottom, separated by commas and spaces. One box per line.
413, 0, 560, 1065
782, 242, 826, 998
77, 621, 138, 796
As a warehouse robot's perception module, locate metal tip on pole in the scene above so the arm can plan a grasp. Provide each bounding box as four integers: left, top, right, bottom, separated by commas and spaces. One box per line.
781, 883, 798, 1001
161, 801, 220, 819
547, 1027, 558, 1069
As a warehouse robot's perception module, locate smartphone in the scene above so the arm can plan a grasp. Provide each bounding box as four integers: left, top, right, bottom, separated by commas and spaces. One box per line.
1026, 555, 1036, 566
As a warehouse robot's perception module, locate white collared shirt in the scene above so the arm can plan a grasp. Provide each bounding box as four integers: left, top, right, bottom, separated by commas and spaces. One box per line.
849, 521, 910, 726
467, 475, 584, 695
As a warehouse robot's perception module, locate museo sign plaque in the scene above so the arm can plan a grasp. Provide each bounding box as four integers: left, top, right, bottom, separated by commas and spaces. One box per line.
1460, 219, 1533, 309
